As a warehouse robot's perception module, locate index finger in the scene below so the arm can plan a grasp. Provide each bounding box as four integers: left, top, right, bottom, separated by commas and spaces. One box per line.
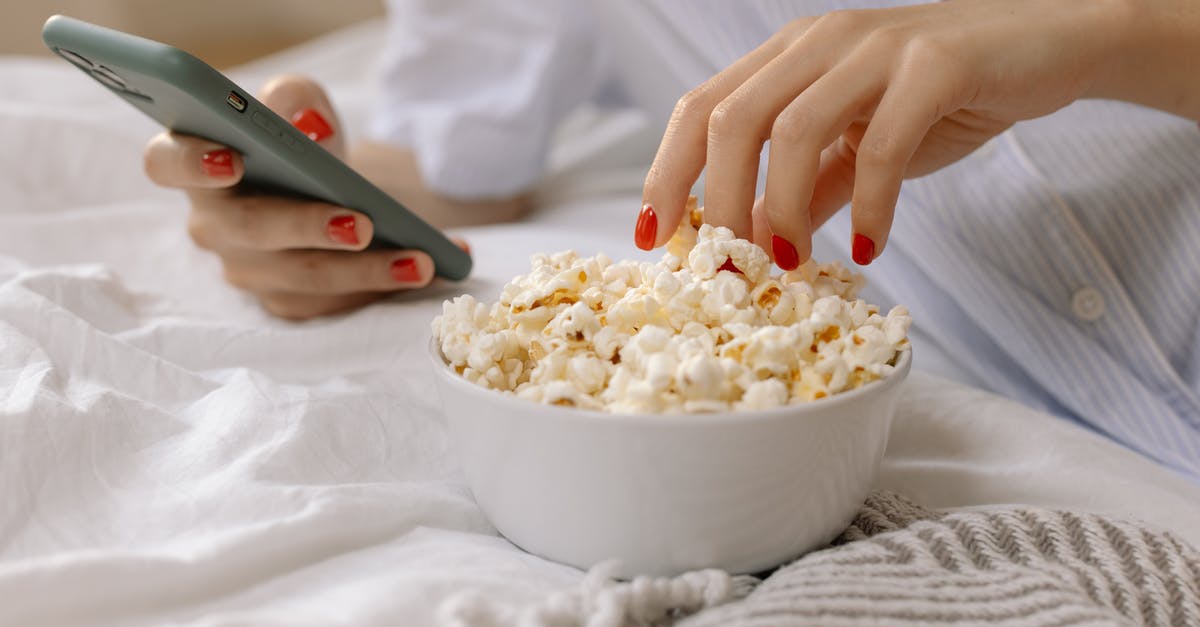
143, 132, 243, 190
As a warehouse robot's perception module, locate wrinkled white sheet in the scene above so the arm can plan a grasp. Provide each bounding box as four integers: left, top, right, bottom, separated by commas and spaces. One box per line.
2, 20, 1198, 627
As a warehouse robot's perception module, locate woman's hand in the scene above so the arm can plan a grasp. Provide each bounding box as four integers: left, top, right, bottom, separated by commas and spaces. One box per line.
638, 0, 1154, 268
144, 75, 466, 320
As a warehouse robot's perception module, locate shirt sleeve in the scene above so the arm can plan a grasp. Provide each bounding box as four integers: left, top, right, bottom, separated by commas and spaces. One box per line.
369, 0, 609, 199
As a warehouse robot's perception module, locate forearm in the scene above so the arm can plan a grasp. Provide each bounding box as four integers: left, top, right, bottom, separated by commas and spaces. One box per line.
1087, 0, 1200, 120
348, 141, 533, 229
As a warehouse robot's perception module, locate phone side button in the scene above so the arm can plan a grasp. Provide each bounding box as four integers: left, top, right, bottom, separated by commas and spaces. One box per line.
252, 110, 303, 152
251, 110, 279, 134
283, 132, 305, 153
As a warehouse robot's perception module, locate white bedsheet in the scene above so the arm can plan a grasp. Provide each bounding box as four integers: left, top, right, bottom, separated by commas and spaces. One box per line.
2, 21, 1198, 627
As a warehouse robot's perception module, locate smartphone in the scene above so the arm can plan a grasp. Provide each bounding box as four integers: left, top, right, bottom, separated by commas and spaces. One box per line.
41, 14, 472, 281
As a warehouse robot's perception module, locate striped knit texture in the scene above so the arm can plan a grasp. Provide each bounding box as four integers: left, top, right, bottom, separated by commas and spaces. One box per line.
681, 492, 1200, 627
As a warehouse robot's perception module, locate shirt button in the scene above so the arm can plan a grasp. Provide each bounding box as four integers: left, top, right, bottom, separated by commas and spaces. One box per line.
1071, 287, 1106, 321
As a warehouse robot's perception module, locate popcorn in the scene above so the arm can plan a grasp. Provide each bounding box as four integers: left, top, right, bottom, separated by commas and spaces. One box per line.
688, 224, 771, 283
432, 203, 911, 414
738, 379, 789, 411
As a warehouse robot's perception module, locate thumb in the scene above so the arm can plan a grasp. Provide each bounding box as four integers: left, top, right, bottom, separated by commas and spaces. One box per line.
258, 74, 346, 159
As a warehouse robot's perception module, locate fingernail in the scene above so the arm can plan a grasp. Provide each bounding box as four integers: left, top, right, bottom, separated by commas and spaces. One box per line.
201, 149, 234, 177
635, 203, 657, 250
852, 233, 875, 266
291, 108, 334, 142
771, 234, 800, 271
326, 215, 359, 246
391, 257, 423, 283
717, 258, 743, 275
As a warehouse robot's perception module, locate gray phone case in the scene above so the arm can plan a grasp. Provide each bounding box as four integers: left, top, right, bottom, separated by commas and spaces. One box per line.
42, 14, 472, 281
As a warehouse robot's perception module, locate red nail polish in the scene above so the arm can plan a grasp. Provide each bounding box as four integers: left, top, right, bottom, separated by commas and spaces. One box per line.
771, 234, 800, 271
391, 257, 422, 283
635, 204, 658, 250
201, 149, 234, 178
717, 258, 743, 274
327, 215, 359, 246
291, 108, 334, 142
852, 233, 875, 266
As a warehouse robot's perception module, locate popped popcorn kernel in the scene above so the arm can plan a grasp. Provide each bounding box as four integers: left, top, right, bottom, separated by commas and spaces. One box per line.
433, 201, 910, 414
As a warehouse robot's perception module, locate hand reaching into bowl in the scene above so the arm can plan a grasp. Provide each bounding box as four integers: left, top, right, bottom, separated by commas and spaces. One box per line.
638, 0, 1200, 268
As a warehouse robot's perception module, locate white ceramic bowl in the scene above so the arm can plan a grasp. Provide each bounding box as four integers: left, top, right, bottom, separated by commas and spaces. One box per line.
431, 340, 911, 577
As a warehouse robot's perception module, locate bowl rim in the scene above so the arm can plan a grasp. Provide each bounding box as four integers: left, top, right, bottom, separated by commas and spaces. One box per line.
429, 335, 910, 425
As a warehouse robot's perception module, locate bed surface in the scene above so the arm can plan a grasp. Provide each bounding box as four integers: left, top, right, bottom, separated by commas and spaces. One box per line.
2, 21, 1198, 627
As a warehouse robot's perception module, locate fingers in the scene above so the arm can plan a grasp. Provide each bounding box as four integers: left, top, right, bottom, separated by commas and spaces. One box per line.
763, 60, 882, 269
807, 134, 860, 231
849, 71, 945, 265
222, 249, 435, 296
258, 291, 388, 321
449, 236, 472, 255
750, 195, 772, 256
702, 27, 844, 239
258, 75, 345, 158
144, 132, 243, 190
186, 192, 374, 252
638, 28, 795, 249
143, 74, 343, 195
700, 83, 770, 239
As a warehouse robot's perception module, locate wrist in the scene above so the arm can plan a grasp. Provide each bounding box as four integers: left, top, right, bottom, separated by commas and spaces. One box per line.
349, 141, 532, 228
1082, 0, 1147, 100
1084, 0, 1200, 119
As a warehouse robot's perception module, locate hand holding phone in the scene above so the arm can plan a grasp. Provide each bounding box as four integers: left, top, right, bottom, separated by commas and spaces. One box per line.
145, 75, 467, 319
43, 15, 472, 319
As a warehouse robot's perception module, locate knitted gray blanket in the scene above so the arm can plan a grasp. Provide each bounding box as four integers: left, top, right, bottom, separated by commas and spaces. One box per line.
682, 492, 1200, 626
442, 492, 1200, 626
